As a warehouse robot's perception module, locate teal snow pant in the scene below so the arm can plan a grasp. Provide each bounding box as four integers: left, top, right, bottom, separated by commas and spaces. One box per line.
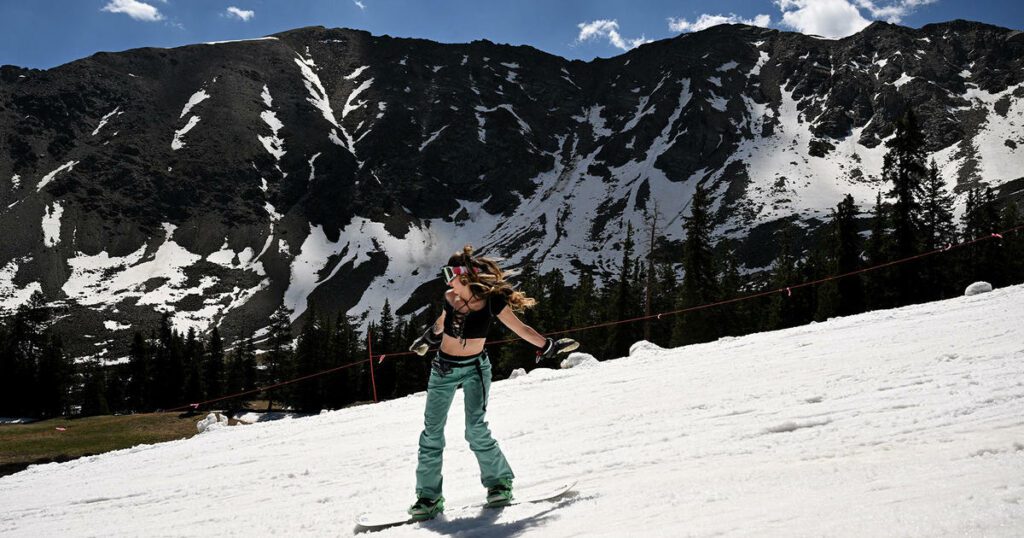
415, 350, 514, 499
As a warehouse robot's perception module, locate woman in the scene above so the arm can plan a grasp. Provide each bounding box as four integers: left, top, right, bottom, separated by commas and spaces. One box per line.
405, 245, 579, 521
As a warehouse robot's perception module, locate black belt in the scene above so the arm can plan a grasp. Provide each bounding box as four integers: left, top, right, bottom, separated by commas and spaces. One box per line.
433, 351, 489, 412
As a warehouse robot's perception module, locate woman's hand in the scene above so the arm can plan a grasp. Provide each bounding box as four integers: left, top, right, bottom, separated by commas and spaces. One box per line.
536, 337, 580, 363
410, 321, 443, 356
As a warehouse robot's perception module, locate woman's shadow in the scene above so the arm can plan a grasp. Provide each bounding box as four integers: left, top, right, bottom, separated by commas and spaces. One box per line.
419, 492, 591, 538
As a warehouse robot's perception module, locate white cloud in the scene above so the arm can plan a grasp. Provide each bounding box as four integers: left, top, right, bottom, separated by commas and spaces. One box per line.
225, 6, 255, 22
855, 0, 937, 22
576, 19, 652, 51
668, 13, 772, 33
100, 0, 164, 22
775, 0, 870, 37
353, 0, 366, 10
774, 0, 938, 38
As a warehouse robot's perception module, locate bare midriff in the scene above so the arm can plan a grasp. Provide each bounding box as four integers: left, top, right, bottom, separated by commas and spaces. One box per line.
439, 335, 487, 357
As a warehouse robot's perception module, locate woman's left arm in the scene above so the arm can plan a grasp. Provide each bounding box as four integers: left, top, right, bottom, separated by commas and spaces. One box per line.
496, 307, 547, 348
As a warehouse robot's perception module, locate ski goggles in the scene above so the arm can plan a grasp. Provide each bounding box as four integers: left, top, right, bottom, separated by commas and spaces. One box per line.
441, 265, 478, 282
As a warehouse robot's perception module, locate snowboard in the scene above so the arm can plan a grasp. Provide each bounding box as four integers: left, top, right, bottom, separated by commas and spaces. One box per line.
355, 480, 577, 533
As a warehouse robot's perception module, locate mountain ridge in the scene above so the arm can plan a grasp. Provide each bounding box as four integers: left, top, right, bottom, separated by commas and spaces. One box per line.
1, 19, 1021, 359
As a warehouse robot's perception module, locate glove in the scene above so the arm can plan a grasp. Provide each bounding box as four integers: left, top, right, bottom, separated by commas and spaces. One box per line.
410, 327, 442, 356
536, 337, 580, 363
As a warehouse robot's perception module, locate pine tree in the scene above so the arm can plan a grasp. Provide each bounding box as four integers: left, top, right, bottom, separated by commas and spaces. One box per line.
0, 313, 30, 417
605, 222, 636, 359
0, 292, 51, 417
326, 311, 359, 409
375, 300, 398, 399
672, 184, 719, 345
182, 327, 205, 407
80, 359, 110, 417
920, 161, 956, 252
224, 337, 246, 411
394, 314, 428, 399
224, 332, 258, 412
960, 187, 1002, 285
126, 331, 150, 411
264, 306, 294, 410
918, 161, 957, 300
864, 192, 895, 310
293, 309, 326, 412
568, 270, 600, 353
35, 334, 71, 418
651, 260, 677, 347
716, 247, 748, 337
0, 320, 12, 416
767, 223, 801, 331
643, 209, 659, 343
816, 194, 865, 320
203, 326, 225, 402
541, 269, 570, 332
881, 108, 928, 304
153, 313, 185, 409
796, 243, 825, 324
998, 201, 1024, 286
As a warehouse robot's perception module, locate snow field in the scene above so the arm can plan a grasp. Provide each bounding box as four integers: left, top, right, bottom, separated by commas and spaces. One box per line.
1, 285, 1022, 536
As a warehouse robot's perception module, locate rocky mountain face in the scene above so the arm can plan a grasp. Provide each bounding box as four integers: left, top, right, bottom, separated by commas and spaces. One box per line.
1, 20, 1021, 359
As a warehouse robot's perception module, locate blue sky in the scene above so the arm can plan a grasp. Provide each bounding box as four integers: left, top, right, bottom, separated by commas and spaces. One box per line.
1, 0, 1022, 70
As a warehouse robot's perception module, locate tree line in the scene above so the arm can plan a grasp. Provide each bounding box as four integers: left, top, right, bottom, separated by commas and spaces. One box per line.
2, 108, 1022, 420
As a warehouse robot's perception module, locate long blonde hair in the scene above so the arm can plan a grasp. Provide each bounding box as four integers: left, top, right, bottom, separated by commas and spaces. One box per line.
448, 245, 537, 312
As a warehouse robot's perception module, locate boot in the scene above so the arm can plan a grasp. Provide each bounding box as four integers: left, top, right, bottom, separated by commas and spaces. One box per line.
407, 496, 444, 521
486, 478, 513, 507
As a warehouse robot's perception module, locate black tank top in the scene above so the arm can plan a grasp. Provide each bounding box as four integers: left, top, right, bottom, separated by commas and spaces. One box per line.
442, 292, 508, 340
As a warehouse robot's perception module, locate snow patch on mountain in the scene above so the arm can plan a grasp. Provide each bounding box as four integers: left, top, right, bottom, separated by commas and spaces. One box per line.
59, 223, 271, 333
893, 73, 915, 89
92, 106, 122, 136
264, 202, 283, 223
283, 224, 357, 322
419, 125, 447, 151
575, 105, 612, 138
346, 200, 506, 322
41, 202, 63, 247
622, 93, 656, 132
179, 89, 210, 119
206, 239, 267, 277
171, 116, 201, 151
725, 87, 887, 227
36, 160, 78, 192
717, 60, 739, 72
294, 56, 339, 128
307, 152, 321, 183
258, 85, 285, 161
0, 258, 41, 313
750, 51, 770, 77
343, 65, 369, 81
62, 224, 201, 312
480, 81, 704, 283
202, 37, 279, 46
103, 320, 131, 331
707, 89, 728, 112
959, 83, 1024, 181
342, 78, 374, 118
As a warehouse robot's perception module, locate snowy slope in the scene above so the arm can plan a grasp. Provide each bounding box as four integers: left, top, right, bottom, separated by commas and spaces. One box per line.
2, 285, 1023, 537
